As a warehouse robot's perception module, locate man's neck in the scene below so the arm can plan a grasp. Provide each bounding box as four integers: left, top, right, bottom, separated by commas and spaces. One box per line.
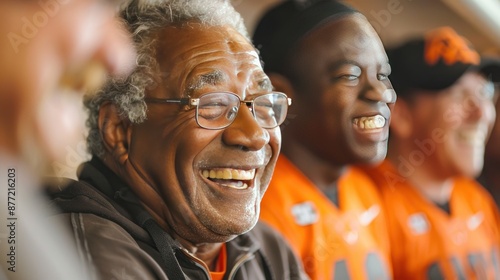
387, 149, 453, 205
409, 175, 454, 205
178, 240, 223, 271
282, 138, 347, 192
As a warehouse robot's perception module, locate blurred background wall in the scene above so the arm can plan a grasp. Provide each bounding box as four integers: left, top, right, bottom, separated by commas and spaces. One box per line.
232, 0, 500, 55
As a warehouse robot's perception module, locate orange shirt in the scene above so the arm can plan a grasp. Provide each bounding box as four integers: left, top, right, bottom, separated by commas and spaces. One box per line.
209, 243, 226, 280
363, 160, 500, 280
260, 155, 392, 280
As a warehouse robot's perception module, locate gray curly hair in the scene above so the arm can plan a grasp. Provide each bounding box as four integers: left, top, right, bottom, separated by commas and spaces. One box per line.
86, 0, 250, 156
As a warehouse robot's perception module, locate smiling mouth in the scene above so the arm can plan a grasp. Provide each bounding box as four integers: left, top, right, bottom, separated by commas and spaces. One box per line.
457, 130, 486, 146
202, 168, 256, 190
353, 115, 386, 130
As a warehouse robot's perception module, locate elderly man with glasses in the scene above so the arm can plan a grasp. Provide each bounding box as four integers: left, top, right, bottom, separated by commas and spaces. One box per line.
47, 0, 306, 279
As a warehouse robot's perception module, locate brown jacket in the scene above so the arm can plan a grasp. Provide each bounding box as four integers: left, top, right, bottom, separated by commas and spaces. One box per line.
48, 158, 308, 280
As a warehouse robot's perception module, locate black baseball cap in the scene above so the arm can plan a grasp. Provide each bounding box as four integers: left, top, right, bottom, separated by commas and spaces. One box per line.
387, 26, 500, 96
253, 0, 359, 73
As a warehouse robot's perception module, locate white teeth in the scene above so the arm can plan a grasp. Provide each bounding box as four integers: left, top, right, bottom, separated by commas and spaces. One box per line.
201, 168, 256, 180
221, 181, 248, 190
202, 168, 254, 190
354, 115, 385, 130
458, 131, 486, 146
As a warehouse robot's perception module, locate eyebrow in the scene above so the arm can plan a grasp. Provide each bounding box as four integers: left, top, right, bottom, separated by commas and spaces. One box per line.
187, 70, 226, 95
327, 59, 391, 72
327, 59, 360, 72
257, 77, 273, 91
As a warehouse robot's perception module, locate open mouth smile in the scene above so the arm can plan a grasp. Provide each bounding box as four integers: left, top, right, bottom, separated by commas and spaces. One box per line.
353, 115, 386, 130
457, 130, 487, 146
201, 168, 256, 189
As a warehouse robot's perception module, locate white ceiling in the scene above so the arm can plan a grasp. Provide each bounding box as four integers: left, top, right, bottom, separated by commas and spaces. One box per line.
233, 0, 500, 55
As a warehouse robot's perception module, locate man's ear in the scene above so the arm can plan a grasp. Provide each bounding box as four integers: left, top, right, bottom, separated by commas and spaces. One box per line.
390, 98, 413, 139
267, 73, 296, 100
98, 102, 131, 164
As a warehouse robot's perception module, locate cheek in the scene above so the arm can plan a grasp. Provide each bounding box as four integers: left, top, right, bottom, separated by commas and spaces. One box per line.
263, 127, 282, 165
322, 92, 353, 129
177, 129, 221, 181
261, 129, 281, 184
484, 103, 496, 128
129, 122, 181, 186
180, 129, 220, 158
270, 128, 282, 152
414, 101, 448, 133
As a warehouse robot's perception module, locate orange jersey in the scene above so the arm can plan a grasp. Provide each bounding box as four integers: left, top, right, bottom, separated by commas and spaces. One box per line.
260, 155, 392, 280
363, 160, 500, 280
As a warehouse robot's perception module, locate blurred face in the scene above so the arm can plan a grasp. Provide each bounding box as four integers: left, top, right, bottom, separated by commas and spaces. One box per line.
286, 14, 396, 165
407, 72, 496, 178
0, 0, 134, 170
125, 24, 281, 243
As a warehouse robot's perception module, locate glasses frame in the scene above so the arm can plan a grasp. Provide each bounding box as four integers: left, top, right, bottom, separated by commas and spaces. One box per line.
144, 91, 292, 130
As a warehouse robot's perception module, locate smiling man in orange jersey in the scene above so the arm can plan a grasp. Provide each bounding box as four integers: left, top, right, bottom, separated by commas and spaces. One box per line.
253, 0, 397, 279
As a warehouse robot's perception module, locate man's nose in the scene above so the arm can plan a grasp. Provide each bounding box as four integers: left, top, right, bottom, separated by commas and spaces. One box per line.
221, 105, 270, 151
362, 78, 397, 104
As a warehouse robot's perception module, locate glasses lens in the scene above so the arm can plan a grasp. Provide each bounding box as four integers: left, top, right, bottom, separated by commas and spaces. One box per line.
254, 93, 289, 128
481, 80, 496, 102
196, 92, 240, 129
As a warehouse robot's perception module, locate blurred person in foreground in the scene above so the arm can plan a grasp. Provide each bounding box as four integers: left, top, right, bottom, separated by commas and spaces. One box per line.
253, 0, 397, 278
362, 26, 500, 279
47, 0, 308, 279
0, 0, 135, 279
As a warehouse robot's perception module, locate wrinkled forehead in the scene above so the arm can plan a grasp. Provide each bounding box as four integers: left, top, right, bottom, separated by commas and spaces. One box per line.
156, 23, 265, 96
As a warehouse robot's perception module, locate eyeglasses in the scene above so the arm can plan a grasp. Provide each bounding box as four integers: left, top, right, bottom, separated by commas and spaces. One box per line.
464, 80, 499, 103
483, 80, 499, 103
144, 92, 292, 130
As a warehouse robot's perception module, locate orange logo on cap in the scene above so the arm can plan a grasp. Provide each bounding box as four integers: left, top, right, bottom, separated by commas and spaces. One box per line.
424, 27, 480, 66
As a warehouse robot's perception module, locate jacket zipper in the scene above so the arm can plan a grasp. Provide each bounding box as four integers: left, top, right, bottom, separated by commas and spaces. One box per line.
227, 252, 255, 280
180, 248, 212, 280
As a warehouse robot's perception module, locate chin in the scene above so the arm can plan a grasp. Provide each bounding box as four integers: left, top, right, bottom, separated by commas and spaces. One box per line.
369, 153, 387, 164
206, 212, 259, 236
226, 215, 259, 235
203, 221, 257, 243
462, 166, 483, 179
453, 149, 485, 178
355, 149, 387, 165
